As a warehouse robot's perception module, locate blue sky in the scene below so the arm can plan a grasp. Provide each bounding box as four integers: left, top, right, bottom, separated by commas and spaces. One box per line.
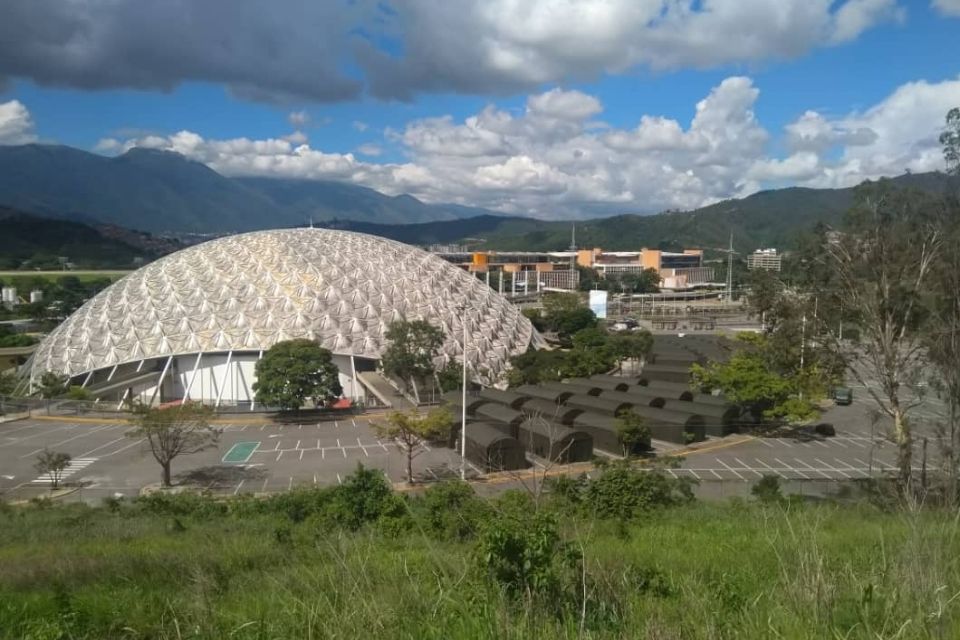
0, 0, 958, 217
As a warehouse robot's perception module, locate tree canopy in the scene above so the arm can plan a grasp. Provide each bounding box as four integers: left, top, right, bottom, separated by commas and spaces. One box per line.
253, 339, 342, 411
381, 319, 445, 389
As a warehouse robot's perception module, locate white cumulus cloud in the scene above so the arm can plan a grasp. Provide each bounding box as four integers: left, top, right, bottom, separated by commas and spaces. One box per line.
98, 74, 960, 218
0, 100, 37, 145
932, 0, 960, 16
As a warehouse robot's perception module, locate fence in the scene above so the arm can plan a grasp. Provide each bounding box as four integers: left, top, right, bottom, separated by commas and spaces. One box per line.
0, 395, 384, 420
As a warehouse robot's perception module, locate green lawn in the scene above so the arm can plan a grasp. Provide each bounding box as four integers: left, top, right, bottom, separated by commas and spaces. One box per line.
1, 469, 959, 639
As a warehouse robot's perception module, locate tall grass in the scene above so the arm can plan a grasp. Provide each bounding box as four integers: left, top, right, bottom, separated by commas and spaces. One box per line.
2, 476, 960, 638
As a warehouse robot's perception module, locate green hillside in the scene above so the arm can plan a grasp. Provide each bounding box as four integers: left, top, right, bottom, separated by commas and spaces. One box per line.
326, 172, 960, 253
2, 468, 959, 639
0, 207, 166, 269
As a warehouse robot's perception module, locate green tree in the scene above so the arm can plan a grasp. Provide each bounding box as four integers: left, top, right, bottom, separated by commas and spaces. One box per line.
65, 386, 92, 401
36, 372, 68, 399
381, 319, 444, 391
941, 107, 960, 176
372, 408, 453, 484
34, 449, 72, 490
253, 339, 342, 412
825, 183, 945, 487
925, 197, 960, 505
436, 360, 462, 393
128, 403, 219, 487
615, 409, 651, 456
609, 330, 653, 373
0, 370, 18, 396
553, 307, 597, 339
691, 350, 794, 420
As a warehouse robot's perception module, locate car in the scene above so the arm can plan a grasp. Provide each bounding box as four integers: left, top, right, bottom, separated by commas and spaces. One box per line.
833, 387, 853, 406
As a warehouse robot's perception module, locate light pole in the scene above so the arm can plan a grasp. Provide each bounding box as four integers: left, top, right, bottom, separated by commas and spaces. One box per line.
460, 306, 468, 481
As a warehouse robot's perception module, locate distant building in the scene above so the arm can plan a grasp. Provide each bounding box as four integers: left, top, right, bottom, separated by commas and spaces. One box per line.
576, 248, 714, 288
433, 249, 581, 293
747, 248, 782, 272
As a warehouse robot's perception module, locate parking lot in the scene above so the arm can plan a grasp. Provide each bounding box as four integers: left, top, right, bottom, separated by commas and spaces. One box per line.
0, 416, 469, 503
0, 384, 950, 504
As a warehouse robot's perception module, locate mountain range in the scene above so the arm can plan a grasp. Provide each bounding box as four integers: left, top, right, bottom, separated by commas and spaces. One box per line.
0, 143, 957, 255
323, 172, 960, 253
0, 144, 498, 233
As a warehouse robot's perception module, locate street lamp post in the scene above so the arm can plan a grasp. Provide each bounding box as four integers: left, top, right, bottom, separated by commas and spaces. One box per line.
460, 306, 468, 481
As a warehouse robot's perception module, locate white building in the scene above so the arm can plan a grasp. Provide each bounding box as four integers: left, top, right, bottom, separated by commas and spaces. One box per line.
28, 229, 540, 408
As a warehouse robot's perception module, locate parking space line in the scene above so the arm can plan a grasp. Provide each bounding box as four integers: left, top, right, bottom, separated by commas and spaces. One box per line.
666, 468, 677, 478
322, 448, 326, 459
757, 439, 774, 448
5, 423, 76, 444
813, 440, 830, 449
341, 447, 347, 458
814, 457, 850, 479
313, 474, 317, 485
833, 458, 869, 478
1, 422, 50, 436
276, 451, 284, 461
104, 438, 145, 457
777, 439, 794, 448
733, 457, 763, 478
717, 459, 746, 481
288, 477, 293, 491
20, 424, 117, 456
754, 457, 787, 479
688, 469, 701, 480
352, 419, 358, 428
299, 450, 304, 460
794, 458, 833, 479
233, 480, 245, 495
775, 457, 808, 479
709, 469, 722, 479
830, 438, 847, 448
336, 473, 342, 485
78, 436, 126, 458
357, 438, 369, 457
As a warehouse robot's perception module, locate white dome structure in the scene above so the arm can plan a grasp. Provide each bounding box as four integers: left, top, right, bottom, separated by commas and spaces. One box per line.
29, 228, 538, 407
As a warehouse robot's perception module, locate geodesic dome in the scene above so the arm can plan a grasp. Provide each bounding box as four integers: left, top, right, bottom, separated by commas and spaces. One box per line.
29, 228, 538, 384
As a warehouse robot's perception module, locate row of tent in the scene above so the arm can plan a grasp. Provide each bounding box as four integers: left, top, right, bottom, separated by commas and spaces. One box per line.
445, 337, 737, 474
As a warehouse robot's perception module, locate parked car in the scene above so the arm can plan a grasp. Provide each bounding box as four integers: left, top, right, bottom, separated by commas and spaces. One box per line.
833, 387, 853, 406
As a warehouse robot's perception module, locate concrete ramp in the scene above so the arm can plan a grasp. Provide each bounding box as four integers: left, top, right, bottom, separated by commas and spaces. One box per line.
357, 372, 414, 410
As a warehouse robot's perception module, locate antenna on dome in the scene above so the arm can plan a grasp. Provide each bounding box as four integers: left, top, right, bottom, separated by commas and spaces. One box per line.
308, 216, 314, 229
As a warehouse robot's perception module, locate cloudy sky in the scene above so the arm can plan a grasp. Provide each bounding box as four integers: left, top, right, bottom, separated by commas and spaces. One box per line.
1, 0, 959, 218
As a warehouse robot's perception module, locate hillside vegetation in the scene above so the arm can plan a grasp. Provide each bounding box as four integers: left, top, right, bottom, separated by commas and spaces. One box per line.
2, 465, 959, 639
327, 172, 960, 252
0, 207, 167, 270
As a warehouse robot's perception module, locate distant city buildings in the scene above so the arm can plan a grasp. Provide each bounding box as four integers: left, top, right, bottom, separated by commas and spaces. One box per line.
432, 246, 715, 291
746, 248, 782, 272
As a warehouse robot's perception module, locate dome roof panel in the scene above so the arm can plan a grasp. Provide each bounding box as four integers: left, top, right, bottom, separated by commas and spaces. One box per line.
30, 228, 538, 380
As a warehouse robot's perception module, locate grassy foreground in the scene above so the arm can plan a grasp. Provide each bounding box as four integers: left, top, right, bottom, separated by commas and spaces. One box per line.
2, 466, 960, 639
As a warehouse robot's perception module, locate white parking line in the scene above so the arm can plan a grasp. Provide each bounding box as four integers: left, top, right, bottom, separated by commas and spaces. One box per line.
20, 424, 117, 457
299, 450, 304, 461
775, 457, 809, 479
757, 439, 774, 448
276, 451, 284, 461
357, 438, 369, 457
814, 457, 850, 479
753, 458, 787, 479
687, 469, 701, 480
813, 440, 830, 449
777, 438, 794, 448
717, 459, 746, 481
4, 423, 75, 444
78, 436, 126, 458
709, 469, 722, 479
666, 468, 677, 478
336, 473, 342, 485
733, 457, 763, 478
261, 477, 269, 492
794, 458, 832, 479
288, 477, 293, 491
104, 438, 145, 457
233, 480, 245, 495
833, 458, 869, 478
341, 447, 347, 458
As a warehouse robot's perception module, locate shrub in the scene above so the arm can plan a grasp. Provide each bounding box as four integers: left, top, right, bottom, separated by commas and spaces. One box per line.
585, 461, 695, 520
751, 474, 784, 503
416, 480, 489, 540
476, 510, 580, 600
